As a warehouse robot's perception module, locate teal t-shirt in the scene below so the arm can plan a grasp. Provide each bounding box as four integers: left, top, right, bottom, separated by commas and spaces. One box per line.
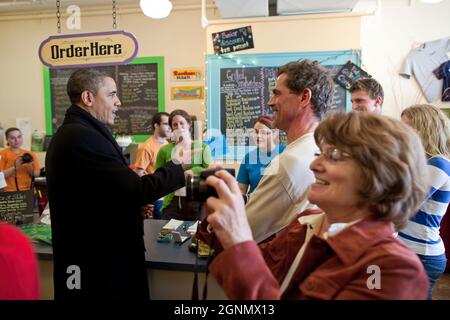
237, 144, 285, 194
156, 141, 212, 209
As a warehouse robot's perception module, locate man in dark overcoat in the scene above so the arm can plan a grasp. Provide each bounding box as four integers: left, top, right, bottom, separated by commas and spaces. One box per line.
46, 69, 186, 299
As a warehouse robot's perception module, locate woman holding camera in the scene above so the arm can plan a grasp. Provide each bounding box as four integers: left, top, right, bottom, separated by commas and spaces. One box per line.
156, 110, 213, 220
200, 112, 429, 299
0, 128, 40, 192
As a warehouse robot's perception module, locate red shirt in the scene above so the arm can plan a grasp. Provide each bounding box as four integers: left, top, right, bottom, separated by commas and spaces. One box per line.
0, 223, 40, 299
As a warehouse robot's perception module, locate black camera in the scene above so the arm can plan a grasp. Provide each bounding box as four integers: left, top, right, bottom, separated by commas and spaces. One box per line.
186, 167, 235, 202
21, 153, 33, 164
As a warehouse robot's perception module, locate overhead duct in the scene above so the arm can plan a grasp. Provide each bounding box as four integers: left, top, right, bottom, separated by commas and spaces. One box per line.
277, 0, 358, 15
213, 0, 269, 18
213, 0, 359, 19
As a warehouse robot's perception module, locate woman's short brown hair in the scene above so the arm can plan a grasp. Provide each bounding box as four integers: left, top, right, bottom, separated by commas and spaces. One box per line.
314, 111, 428, 230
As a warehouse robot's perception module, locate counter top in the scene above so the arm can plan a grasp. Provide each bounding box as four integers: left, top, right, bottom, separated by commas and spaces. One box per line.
34, 219, 208, 272
144, 219, 208, 272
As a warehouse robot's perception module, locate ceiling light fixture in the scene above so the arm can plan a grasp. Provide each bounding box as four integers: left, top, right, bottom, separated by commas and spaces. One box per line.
140, 0, 173, 19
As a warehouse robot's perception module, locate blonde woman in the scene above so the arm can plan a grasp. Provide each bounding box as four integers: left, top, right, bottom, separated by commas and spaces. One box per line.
400, 104, 450, 299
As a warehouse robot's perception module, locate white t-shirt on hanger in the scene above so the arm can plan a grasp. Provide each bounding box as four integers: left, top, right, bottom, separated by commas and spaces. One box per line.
400, 37, 450, 103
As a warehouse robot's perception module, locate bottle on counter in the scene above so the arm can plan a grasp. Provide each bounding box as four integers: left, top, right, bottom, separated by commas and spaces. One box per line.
31, 130, 45, 152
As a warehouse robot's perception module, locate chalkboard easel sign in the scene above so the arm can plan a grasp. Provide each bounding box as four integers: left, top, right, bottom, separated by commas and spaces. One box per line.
43, 56, 165, 142
0, 190, 34, 225
207, 50, 360, 160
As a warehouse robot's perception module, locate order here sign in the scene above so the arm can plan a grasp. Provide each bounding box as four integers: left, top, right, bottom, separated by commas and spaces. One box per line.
39, 30, 139, 69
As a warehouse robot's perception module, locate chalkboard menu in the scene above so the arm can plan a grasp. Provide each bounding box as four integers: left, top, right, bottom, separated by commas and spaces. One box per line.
325, 65, 347, 112
0, 190, 34, 225
45, 57, 164, 137
207, 50, 359, 159
219, 64, 346, 145
220, 67, 274, 133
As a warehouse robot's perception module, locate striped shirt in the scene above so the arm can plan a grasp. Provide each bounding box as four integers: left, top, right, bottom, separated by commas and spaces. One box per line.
399, 156, 450, 256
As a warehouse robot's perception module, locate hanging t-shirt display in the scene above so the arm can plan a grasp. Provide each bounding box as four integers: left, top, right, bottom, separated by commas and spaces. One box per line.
434, 60, 450, 102
399, 37, 450, 103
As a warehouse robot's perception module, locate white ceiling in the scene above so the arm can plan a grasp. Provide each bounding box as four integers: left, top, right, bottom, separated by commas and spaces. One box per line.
0, 0, 371, 16
0, 0, 360, 15
0, 0, 144, 13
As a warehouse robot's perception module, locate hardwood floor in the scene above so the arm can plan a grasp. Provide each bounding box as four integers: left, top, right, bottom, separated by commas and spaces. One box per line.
433, 273, 450, 300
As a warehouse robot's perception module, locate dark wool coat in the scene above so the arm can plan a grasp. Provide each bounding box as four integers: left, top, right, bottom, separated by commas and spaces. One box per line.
46, 105, 185, 299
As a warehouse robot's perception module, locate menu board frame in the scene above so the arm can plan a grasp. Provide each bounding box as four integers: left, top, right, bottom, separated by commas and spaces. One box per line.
43, 56, 165, 143
206, 50, 360, 160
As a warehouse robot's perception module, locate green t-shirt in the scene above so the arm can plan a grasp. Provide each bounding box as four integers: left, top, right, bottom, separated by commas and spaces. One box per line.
156, 141, 212, 209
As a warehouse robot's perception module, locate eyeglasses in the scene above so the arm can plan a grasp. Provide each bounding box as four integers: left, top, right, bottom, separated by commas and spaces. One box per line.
314, 147, 352, 162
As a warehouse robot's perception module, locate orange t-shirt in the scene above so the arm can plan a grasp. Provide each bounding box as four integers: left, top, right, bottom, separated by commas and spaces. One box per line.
0, 148, 40, 192
134, 135, 167, 174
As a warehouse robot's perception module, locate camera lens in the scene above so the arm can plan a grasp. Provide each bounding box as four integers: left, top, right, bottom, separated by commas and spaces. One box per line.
186, 168, 235, 202
22, 153, 33, 163
186, 174, 216, 202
